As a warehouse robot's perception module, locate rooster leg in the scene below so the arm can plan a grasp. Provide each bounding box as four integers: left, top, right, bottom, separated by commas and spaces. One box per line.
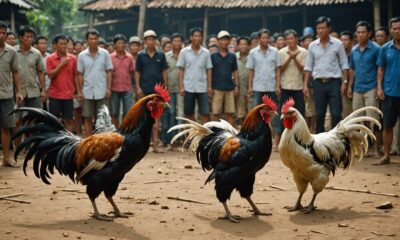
286, 192, 305, 212
303, 192, 318, 214
106, 196, 129, 218
246, 197, 272, 216
219, 202, 240, 223
90, 199, 113, 221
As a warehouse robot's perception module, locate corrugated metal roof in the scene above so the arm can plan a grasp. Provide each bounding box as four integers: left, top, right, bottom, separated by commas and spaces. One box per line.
0, 0, 35, 9
81, 0, 367, 11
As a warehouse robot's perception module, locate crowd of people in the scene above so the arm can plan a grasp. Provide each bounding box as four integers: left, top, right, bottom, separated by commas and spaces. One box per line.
0, 15, 399, 167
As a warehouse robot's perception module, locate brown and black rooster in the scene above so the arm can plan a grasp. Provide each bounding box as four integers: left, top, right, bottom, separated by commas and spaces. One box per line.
169, 95, 277, 223
11, 84, 170, 221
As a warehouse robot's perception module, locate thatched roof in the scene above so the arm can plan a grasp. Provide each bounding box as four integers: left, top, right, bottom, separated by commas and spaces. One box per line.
81, 0, 367, 11
0, 0, 36, 9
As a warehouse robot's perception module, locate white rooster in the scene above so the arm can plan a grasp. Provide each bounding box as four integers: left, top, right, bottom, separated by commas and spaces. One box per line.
278, 98, 382, 213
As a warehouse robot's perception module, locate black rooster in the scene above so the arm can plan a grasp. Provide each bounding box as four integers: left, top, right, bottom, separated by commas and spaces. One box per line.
169, 95, 277, 222
11, 84, 170, 221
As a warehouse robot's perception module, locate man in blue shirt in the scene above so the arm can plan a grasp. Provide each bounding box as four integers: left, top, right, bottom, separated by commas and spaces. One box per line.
135, 30, 168, 153
211, 30, 239, 125
347, 21, 381, 155
376, 17, 400, 165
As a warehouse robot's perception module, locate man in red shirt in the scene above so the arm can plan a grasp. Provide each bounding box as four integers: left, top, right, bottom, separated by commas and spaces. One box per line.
110, 34, 134, 127
46, 34, 78, 132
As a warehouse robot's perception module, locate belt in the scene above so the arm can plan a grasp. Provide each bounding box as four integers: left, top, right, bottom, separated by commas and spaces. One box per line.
314, 77, 340, 83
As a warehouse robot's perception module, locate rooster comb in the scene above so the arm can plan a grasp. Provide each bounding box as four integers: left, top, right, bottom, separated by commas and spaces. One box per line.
282, 98, 295, 114
154, 83, 170, 102
262, 95, 277, 111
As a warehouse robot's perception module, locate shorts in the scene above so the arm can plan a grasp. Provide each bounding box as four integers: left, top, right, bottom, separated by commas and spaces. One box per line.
16, 97, 42, 121
184, 92, 209, 116
237, 94, 252, 119
82, 98, 109, 118
49, 98, 73, 120
0, 98, 15, 128
352, 89, 379, 120
381, 96, 400, 129
212, 90, 235, 114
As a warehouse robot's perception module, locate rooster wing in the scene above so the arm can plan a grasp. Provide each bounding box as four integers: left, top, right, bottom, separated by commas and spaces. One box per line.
302, 107, 382, 175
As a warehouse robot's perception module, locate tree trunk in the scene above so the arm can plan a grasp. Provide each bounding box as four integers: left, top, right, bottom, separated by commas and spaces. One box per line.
202, 8, 209, 46
10, 5, 15, 32
373, 0, 381, 30
137, 0, 147, 38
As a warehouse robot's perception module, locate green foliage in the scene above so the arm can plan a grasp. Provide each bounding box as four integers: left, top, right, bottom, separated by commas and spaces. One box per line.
24, 0, 88, 40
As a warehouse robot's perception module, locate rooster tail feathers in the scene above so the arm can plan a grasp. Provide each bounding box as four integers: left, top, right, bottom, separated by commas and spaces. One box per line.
339, 106, 382, 128
94, 105, 116, 133
10, 107, 65, 130
335, 107, 381, 169
11, 107, 81, 184
168, 117, 214, 153
205, 170, 216, 185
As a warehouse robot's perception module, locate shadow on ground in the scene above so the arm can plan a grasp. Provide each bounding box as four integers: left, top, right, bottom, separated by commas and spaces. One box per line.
16, 218, 149, 240
194, 213, 273, 237
289, 207, 391, 225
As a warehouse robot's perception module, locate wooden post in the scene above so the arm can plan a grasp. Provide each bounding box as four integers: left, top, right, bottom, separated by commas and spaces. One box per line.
10, 5, 15, 32
137, 0, 147, 38
224, 10, 229, 30
302, 6, 307, 28
373, 0, 381, 30
89, 13, 94, 29
262, 11, 267, 28
388, 0, 393, 21
203, 7, 209, 46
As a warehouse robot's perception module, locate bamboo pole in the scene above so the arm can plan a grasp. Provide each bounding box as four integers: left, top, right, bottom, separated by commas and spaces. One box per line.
137, 0, 147, 38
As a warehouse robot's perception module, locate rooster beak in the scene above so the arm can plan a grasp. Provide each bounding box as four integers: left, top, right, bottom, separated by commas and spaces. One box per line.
274, 111, 278, 116
280, 114, 284, 120
163, 102, 171, 109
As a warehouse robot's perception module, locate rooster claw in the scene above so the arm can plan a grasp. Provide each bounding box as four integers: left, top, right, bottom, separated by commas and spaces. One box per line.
252, 210, 272, 216
92, 214, 114, 221
219, 215, 241, 223
302, 206, 316, 214
284, 205, 305, 212
108, 211, 130, 218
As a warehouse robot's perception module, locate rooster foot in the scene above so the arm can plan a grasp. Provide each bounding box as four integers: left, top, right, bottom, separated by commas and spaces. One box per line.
219, 214, 241, 223
284, 205, 305, 212
108, 211, 130, 218
92, 213, 114, 221
251, 209, 272, 216
302, 206, 316, 214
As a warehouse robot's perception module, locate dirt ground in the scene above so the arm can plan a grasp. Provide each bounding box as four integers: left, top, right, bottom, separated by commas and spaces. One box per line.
1, 150, 399, 240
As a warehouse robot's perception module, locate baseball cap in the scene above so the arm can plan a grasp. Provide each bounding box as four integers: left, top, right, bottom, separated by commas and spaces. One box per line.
129, 36, 141, 44
143, 30, 157, 39
217, 30, 230, 39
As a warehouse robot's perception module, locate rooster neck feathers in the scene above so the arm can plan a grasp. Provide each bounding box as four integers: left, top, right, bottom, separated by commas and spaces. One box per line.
283, 110, 312, 145
240, 106, 265, 135
119, 94, 156, 133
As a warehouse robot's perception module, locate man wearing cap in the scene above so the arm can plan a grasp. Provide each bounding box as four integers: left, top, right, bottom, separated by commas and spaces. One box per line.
177, 27, 213, 124
135, 30, 168, 153
128, 36, 141, 62
210, 30, 239, 125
